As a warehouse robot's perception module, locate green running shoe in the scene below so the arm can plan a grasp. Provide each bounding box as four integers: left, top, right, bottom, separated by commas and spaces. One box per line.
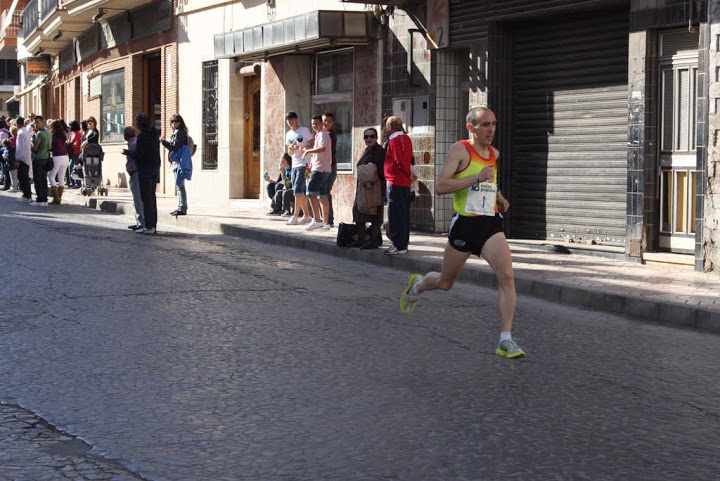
400, 274, 423, 314
496, 339, 526, 359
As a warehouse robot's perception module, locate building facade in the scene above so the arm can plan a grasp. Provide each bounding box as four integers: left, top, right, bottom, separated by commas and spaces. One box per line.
352, 0, 719, 272
13, 0, 720, 273
0, 0, 24, 118
14, 0, 178, 194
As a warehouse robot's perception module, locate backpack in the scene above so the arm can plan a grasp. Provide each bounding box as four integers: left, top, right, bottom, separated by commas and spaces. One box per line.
187, 136, 197, 157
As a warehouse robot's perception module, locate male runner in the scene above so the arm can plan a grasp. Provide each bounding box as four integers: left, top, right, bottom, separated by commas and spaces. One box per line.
399, 107, 525, 359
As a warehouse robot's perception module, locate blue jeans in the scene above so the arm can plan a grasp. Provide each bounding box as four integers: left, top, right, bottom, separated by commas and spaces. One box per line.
129, 172, 145, 228
307, 171, 330, 197
68, 154, 80, 186
291, 166, 307, 195
174, 168, 187, 213
387, 184, 411, 250
326, 164, 337, 225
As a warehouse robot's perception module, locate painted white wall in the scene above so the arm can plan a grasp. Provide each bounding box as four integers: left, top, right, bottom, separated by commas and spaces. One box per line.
177, 0, 369, 202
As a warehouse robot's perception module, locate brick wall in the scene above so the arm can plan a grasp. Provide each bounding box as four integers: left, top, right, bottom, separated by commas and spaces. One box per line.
49, 6, 179, 193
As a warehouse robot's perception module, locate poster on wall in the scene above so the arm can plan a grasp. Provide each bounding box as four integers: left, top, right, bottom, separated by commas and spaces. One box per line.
427, 0, 449, 49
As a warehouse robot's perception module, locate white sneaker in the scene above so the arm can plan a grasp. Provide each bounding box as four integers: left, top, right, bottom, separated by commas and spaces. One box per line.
299, 216, 312, 225
16, 196, 31, 203
384, 245, 408, 255
280, 211, 292, 217
28, 201, 47, 207
306, 219, 324, 231
134, 227, 148, 234
142, 228, 156, 235
286, 217, 299, 225
323, 223, 332, 230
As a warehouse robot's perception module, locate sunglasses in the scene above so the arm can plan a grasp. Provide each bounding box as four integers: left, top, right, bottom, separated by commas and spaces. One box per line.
171, 120, 180, 123
364, 135, 377, 139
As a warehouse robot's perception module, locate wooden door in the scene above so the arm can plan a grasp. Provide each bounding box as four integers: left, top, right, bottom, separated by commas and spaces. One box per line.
244, 75, 261, 198
143, 53, 162, 130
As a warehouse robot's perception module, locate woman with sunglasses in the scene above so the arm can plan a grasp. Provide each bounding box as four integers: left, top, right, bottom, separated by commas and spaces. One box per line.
161, 115, 190, 216
347, 127, 386, 249
80, 116, 99, 151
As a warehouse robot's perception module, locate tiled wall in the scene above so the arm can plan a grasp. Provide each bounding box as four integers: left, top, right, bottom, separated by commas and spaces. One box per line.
695, 21, 708, 271
384, 12, 437, 232
626, 30, 650, 260
433, 49, 460, 231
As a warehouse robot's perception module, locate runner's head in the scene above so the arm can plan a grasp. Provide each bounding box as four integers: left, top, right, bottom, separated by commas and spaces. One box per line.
466, 107, 496, 147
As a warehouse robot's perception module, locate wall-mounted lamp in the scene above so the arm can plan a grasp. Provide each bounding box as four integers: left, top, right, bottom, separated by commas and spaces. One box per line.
52, 31, 62, 41
36, 47, 44, 55
92, 8, 106, 23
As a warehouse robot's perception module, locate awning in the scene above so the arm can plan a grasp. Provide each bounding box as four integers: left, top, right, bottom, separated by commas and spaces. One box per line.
214, 10, 379, 62
6, 75, 48, 104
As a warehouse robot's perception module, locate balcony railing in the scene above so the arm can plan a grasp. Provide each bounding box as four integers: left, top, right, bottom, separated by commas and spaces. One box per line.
21, 0, 38, 38
0, 10, 23, 42
39, 0, 59, 23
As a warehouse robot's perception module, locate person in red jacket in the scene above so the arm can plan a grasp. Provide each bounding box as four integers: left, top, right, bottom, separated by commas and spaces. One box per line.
383, 116, 415, 255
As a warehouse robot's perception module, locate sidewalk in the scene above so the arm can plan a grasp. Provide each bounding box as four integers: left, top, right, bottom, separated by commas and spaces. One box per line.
61, 187, 720, 334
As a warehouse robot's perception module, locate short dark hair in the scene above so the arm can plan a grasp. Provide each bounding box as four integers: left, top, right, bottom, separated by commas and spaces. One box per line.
33, 115, 43, 121
285, 111, 298, 120
322, 112, 334, 120
16, 116, 24, 126
69, 120, 80, 132
135, 113, 151, 129
364, 127, 378, 137
311, 114, 323, 122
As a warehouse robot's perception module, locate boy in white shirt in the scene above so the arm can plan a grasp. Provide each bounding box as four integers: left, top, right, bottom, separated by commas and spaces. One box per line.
284, 112, 313, 226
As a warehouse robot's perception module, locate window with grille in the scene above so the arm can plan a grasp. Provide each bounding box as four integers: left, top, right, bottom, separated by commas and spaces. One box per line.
202, 60, 218, 170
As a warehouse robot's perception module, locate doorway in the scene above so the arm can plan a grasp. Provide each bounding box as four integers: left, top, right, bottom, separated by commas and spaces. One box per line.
244, 75, 261, 198
143, 53, 162, 130
657, 29, 699, 253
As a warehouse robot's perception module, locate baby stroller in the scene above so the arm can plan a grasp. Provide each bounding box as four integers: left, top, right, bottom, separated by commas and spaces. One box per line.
79, 143, 108, 196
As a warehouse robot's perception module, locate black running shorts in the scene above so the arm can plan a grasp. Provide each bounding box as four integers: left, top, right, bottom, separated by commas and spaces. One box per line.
448, 213, 505, 256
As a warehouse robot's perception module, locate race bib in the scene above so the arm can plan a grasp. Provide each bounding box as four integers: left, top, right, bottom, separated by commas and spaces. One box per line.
465, 182, 497, 216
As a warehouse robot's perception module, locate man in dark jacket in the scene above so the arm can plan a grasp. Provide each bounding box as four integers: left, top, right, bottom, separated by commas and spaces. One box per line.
125, 113, 160, 234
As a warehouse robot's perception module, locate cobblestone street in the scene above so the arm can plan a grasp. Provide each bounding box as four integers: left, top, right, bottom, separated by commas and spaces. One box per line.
1, 196, 719, 480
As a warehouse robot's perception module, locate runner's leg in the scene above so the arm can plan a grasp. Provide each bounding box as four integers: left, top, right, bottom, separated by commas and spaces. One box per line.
416, 243, 471, 294
480, 232, 516, 332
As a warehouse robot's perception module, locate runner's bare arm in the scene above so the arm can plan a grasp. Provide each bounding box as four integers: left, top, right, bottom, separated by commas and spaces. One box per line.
497, 191, 510, 213
436, 142, 493, 195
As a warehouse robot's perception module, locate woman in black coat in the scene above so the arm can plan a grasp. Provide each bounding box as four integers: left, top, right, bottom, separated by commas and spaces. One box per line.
349, 127, 386, 249
125, 113, 160, 235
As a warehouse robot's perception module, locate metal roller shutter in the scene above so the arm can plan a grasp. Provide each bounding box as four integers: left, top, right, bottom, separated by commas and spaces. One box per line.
509, 11, 629, 245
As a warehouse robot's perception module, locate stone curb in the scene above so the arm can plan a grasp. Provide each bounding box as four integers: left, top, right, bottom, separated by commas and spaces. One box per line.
82, 196, 720, 334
